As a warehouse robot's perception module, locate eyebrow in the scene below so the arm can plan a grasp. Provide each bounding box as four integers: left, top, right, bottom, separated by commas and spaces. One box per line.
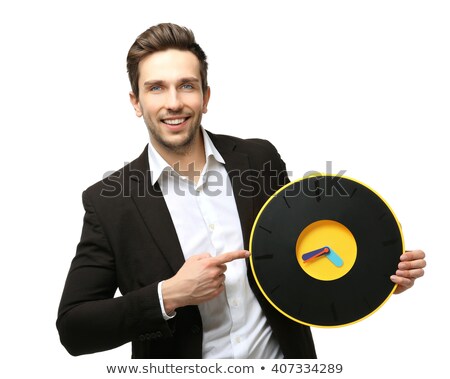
143, 77, 200, 87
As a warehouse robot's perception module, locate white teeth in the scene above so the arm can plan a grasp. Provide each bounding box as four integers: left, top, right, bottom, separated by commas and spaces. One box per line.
163, 118, 186, 125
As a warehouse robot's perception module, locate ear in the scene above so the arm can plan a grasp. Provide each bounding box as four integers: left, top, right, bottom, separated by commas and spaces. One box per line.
202, 86, 211, 114
129, 91, 143, 117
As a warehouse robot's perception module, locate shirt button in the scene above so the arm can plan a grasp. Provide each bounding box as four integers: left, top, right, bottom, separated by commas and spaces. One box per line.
209, 223, 215, 231
235, 336, 241, 344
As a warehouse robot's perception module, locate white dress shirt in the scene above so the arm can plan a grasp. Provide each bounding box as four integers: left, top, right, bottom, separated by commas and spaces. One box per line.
149, 128, 282, 359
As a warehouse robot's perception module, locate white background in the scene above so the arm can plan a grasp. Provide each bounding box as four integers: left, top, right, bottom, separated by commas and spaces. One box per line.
1, 1, 448, 378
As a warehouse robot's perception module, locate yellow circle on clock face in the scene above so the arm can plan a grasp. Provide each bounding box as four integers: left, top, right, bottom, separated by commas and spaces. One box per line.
296, 220, 357, 281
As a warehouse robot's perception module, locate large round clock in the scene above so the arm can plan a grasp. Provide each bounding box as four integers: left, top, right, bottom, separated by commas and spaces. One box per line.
249, 175, 404, 327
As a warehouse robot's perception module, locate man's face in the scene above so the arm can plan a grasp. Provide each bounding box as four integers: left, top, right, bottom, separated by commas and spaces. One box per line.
130, 49, 210, 155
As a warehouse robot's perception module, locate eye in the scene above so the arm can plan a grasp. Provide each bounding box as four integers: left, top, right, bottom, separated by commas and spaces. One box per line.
181, 83, 194, 90
149, 85, 162, 92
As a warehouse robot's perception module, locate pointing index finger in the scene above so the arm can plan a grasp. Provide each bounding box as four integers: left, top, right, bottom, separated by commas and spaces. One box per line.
214, 250, 250, 264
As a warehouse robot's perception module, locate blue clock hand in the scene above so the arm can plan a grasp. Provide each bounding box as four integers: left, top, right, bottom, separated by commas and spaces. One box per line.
326, 246, 344, 267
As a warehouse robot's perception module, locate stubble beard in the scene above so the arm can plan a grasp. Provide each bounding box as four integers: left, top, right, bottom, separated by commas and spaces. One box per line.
145, 116, 202, 156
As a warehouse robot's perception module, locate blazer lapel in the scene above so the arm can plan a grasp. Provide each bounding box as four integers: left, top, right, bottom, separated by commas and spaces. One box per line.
208, 133, 254, 250
126, 146, 185, 274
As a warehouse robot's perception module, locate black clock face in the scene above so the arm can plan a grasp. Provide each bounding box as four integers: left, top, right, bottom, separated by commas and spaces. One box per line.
249, 175, 403, 327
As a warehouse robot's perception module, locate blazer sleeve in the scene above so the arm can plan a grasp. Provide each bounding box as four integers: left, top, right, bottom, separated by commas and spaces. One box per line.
56, 191, 173, 356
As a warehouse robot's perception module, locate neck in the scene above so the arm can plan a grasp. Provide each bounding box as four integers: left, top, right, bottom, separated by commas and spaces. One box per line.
151, 132, 206, 183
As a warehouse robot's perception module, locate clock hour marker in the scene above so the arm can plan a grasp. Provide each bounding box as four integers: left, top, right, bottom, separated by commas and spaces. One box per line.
378, 212, 387, 220
314, 180, 322, 202
382, 238, 398, 246
363, 296, 372, 309
331, 302, 338, 322
283, 195, 291, 208
258, 225, 272, 234
253, 254, 273, 260
270, 284, 280, 294
315, 190, 322, 202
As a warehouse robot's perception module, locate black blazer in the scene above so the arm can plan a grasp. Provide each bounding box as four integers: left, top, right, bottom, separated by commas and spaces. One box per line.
57, 132, 316, 359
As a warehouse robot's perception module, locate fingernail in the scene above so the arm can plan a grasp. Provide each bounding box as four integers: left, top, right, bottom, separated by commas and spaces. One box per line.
244, 250, 251, 257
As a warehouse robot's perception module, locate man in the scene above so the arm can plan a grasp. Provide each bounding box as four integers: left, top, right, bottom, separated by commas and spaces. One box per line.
57, 23, 426, 359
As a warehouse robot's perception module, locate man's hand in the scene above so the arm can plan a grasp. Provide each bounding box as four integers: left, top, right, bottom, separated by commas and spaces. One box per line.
162, 250, 250, 314
390, 249, 426, 294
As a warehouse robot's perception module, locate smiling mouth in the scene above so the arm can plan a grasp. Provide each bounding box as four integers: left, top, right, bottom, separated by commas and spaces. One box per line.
161, 117, 189, 126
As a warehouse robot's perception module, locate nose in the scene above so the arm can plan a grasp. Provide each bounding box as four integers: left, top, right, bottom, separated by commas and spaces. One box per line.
165, 88, 183, 111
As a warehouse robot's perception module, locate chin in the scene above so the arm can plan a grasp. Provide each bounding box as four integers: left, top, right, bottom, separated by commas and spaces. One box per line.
160, 134, 196, 153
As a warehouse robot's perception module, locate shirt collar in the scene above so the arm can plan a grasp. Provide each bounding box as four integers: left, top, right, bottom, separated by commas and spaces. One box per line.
202, 127, 225, 166
147, 127, 225, 186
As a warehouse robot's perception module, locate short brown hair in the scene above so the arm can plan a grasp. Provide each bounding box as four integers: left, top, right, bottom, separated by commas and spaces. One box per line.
127, 23, 208, 98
